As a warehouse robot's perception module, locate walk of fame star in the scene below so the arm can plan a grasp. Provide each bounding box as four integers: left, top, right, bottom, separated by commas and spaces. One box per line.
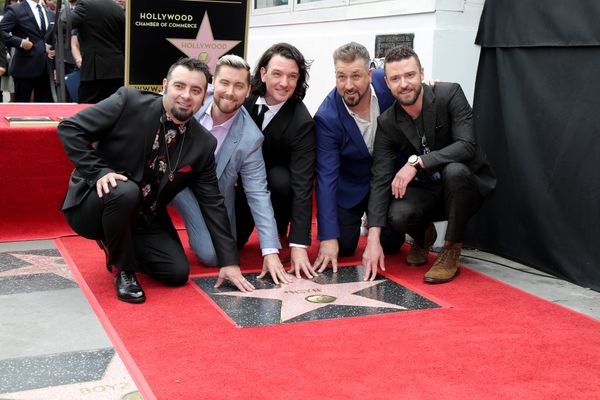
0, 352, 139, 400
0, 251, 74, 281
193, 266, 441, 327
166, 12, 241, 73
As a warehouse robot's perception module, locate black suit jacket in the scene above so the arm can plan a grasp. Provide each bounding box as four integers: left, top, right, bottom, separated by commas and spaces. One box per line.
71, 0, 124, 81
244, 95, 316, 246
368, 82, 497, 227
58, 87, 239, 266
0, 2, 55, 78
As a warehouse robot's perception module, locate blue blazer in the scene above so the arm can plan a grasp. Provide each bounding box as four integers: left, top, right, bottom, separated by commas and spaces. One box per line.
314, 68, 395, 241
195, 100, 280, 250
0, 2, 55, 78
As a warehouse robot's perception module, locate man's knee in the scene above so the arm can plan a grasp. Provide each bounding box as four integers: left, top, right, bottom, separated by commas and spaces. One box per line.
387, 202, 417, 233
161, 265, 189, 287
442, 163, 471, 185
105, 180, 141, 208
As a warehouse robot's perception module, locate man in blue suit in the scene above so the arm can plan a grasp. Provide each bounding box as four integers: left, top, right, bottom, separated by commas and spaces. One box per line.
313, 42, 406, 272
1, 0, 55, 102
171, 55, 293, 285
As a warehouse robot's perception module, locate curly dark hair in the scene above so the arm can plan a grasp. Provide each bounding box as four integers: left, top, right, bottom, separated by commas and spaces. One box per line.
250, 42, 311, 102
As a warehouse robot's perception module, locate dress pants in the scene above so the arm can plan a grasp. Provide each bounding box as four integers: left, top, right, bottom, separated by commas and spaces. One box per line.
236, 165, 292, 248
338, 194, 405, 256
63, 180, 189, 286
13, 65, 54, 102
387, 162, 483, 244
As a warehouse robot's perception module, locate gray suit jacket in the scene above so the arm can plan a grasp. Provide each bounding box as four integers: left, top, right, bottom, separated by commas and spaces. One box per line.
197, 100, 280, 250
368, 82, 496, 227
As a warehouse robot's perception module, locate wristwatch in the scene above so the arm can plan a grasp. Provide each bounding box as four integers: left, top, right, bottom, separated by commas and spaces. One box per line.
408, 154, 421, 171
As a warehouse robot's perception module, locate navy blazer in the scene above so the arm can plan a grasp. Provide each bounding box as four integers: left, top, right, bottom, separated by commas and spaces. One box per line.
313, 68, 395, 240
0, 2, 54, 78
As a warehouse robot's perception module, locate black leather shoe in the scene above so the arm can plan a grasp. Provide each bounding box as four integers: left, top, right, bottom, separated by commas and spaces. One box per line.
96, 240, 114, 272
114, 271, 146, 303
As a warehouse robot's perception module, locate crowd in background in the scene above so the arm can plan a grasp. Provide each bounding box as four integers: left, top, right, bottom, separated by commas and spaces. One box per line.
0, 0, 124, 103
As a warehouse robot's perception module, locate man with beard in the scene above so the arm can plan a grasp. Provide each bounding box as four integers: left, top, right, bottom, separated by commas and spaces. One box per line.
362, 46, 496, 283
171, 55, 293, 286
313, 42, 405, 274
58, 58, 255, 304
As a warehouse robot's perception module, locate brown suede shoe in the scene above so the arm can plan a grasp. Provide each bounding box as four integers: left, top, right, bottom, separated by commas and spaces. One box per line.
405, 223, 437, 266
424, 243, 462, 284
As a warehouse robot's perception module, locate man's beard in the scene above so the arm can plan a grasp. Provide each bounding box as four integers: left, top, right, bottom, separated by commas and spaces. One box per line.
397, 84, 422, 106
170, 106, 193, 123
342, 89, 365, 108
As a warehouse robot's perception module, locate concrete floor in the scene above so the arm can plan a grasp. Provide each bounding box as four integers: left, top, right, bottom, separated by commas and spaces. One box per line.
0, 239, 598, 400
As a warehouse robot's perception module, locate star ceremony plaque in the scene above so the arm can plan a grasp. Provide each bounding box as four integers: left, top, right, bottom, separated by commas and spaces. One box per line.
126, 0, 249, 92
193, 266, 442, 327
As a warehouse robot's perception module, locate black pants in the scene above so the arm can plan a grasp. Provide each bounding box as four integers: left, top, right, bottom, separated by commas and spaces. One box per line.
63, 181, 189, 286
78, 78, 123, 104
388, 163, 483, 245
13, 67, 54, 102
338, 195, 405, 257
235, 166, 292, 248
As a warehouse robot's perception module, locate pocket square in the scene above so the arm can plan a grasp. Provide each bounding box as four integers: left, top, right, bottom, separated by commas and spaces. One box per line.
177, 165, 193, 173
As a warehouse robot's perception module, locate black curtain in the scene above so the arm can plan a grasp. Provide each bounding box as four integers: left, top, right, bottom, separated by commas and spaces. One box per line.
465, 0, 600, 291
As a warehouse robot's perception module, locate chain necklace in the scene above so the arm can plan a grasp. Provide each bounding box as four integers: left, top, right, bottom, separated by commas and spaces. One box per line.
163, 121, 187, 182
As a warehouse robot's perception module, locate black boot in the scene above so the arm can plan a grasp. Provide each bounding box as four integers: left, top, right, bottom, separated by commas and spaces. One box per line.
114, 271, 146, 303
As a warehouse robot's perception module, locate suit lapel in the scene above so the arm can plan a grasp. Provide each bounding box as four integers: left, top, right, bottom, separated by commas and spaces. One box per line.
335, 92, 370, 157
263, 100, 293, 144
422, 85, 436, 150
215, 110, 243, 178
394, 103, 422, 153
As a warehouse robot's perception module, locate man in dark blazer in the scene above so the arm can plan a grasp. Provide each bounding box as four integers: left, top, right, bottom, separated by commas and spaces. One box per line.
239, 43, 316, 278
71, 0, 124, 103
58, 58, 255, 304
0, 0, 55, 102
363, 46, 496, 284
313, 42, 405, 273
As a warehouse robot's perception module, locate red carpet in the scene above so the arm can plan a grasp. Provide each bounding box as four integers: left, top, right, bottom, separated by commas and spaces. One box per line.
56, 234, 600, 400
0, 104, 89, 242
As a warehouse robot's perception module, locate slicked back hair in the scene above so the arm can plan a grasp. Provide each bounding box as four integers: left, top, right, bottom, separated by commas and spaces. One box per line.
250, 42, 311, 102
166, 57, 212, 91
332, 42, 370, 72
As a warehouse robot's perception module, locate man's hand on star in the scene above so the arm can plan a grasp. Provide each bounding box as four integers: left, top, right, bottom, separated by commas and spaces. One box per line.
362, 227, 385, 281
313, 238, 339, 273
215, 265, 255, 292
259, 253, 293, 285
288, 247, 318, 279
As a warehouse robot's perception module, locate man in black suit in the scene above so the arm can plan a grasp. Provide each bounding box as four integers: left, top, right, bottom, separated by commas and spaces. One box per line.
0, 0, 55, 102
362, 46, 496, 283
239, 43, 317, 278
58, 58, 256, 304
71, 0, 124, 103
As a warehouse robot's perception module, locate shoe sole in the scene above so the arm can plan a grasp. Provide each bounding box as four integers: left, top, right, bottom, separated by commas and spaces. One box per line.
423, 267, 460, 284
117, 295, 146, 304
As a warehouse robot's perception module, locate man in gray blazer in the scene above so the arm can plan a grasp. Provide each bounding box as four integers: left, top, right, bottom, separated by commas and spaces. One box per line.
362, 47, 496, 284
171, 55, 293, 285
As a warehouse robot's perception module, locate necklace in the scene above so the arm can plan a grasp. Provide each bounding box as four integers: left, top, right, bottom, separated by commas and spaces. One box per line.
163, 121, 187, 182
